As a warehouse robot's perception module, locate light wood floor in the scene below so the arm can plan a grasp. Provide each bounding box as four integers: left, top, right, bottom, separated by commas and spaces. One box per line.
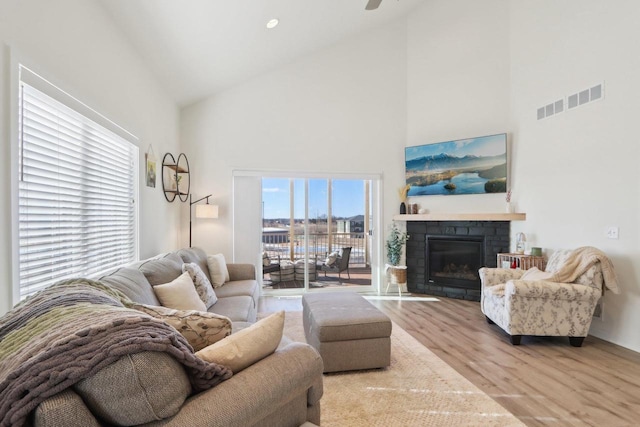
259, 294, 640, 427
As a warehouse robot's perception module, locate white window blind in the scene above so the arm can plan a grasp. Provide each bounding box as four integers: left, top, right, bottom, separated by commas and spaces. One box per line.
18, 70, 138, 298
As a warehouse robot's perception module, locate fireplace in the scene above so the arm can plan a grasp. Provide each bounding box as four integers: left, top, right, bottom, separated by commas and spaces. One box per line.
406, 221, 510, 301
426, 236, 484, 289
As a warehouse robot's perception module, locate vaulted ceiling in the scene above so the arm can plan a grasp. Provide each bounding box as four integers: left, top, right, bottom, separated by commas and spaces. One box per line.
99, 0, 423, 106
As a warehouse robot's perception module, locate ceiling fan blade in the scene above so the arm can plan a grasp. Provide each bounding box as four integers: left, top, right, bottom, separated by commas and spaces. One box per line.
365, 0, 383, 10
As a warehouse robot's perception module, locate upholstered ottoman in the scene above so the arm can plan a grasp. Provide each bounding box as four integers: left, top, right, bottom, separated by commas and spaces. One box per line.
302, 292, 392, 373
271, 261, 294, 283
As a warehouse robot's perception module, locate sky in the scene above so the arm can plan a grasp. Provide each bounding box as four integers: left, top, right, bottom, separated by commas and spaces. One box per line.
404, 133, 507, 161
262, 178, 367, 219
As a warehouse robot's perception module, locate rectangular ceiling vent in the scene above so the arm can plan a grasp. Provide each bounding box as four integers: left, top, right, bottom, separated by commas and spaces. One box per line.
537, 82, 604, 121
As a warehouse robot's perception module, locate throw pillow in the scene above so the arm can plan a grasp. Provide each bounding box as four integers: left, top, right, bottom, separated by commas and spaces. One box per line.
130, 303, 232, 350
196, 310, 284, 373
182, 262, 218, 308
73, 351, 191, 425
325, 251, 339, 266
262, 251, 271, 267
99, 267, 160, 306
154, 271, 207, 311
521, 267, 554, 281
139, 252, 184, 286
207, 253, 230, 288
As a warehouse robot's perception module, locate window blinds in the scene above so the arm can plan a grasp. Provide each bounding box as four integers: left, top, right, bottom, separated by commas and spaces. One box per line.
18, 77, 137, 298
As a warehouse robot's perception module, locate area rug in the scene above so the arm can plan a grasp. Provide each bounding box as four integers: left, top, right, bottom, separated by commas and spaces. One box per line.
282, 311, 525, 427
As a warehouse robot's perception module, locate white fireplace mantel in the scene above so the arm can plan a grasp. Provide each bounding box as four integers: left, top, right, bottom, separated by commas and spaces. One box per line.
393, 213, 526, 221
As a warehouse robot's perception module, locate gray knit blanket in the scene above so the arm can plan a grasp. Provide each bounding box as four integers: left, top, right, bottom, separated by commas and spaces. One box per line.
0, 279, 233, 427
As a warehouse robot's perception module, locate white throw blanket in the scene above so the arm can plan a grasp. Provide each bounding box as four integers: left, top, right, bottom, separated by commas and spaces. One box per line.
547, 246, 620, 294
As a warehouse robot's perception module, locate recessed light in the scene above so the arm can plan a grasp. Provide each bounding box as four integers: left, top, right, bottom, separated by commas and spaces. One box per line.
266, 18, 279, 29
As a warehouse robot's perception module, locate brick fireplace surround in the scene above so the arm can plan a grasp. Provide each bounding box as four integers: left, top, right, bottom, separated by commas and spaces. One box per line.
404, 219, 512, 301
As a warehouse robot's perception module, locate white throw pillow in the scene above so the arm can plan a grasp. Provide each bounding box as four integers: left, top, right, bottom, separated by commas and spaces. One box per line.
325, 251, 339, 266
207, 253, 230, 288
195, 311, 285, 373
153, 271, 207, 311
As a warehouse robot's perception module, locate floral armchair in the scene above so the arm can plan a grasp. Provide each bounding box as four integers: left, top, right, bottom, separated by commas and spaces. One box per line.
479, 248, 618, 347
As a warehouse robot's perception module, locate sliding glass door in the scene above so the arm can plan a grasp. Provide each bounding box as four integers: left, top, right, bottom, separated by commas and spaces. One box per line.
258, 175, 378, 293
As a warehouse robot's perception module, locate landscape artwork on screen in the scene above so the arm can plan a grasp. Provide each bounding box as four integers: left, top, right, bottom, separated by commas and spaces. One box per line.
405, 133, 507, 196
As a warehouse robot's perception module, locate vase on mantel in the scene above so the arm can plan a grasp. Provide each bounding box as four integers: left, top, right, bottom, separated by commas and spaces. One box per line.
400, 202, 406, 214
505, 202, 513, 213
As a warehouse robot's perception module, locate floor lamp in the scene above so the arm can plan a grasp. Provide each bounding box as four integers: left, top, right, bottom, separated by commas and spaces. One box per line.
190, 194, 218, 247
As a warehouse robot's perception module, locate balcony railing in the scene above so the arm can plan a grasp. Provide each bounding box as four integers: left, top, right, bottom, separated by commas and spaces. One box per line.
263, 232, 368, 265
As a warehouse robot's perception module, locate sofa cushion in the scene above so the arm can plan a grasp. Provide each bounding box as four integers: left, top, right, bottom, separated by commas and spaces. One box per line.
231, 321, 253, 333
99, 267, 160, 306
227, 263, 257, 281
182, 262, 217, 308
177, 247, 212, 283
73, 351, 191, 426
207, 253, 230, 287
131, 303, 232, 351
154, 271, 207, 311
213, 279, 260, 303
140, 252, 183, 286
196, 311, 284, 373
209, 295, 256, 322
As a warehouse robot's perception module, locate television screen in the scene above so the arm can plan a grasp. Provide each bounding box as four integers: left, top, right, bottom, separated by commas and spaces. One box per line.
405, 133, 507, 196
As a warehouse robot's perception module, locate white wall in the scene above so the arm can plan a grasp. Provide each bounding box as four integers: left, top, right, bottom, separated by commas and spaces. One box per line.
180, 20, 408, 258
509, 0, 640, 352
181, 0, 640, 352
406, 0, 511, 214
0, 0, 181, 314
180, 0, 512, 295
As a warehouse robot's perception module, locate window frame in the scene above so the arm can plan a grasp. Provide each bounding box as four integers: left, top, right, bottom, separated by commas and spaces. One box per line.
11, 63, 140, 303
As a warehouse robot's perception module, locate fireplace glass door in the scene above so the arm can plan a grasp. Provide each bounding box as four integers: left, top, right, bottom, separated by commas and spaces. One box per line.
426, 236, 484, 289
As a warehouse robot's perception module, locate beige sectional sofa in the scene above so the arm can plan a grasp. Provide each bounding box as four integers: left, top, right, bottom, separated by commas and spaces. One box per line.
30, 247, 324, 427
105, 247, 260, 323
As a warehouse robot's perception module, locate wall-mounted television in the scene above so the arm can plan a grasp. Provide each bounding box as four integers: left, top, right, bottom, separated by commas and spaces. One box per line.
405, 133, 507, 196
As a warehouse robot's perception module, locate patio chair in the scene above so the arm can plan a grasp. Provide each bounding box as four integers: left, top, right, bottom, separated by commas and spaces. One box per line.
317, 247, 352, 283
262, 254, 280, 284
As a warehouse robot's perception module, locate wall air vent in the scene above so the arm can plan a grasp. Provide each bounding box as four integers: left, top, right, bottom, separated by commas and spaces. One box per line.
537, 98, 565, 120
537, 82, 604, 121
567, 82, 605, 110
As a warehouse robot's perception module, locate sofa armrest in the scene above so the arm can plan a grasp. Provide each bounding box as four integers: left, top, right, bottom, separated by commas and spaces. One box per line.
479, 267, 524, 287
226, 263, 256, 281
149, 342, 323, 427
34, 389, 102, 427
506, 280, 602, 301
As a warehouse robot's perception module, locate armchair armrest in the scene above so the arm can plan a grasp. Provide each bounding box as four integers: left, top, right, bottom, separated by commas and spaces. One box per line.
506, 280, 602, 301
227, 263, 256, 281
479, 267, 524, 287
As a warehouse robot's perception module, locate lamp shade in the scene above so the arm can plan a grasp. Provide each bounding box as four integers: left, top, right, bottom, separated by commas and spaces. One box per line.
195, 204, 218, 219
